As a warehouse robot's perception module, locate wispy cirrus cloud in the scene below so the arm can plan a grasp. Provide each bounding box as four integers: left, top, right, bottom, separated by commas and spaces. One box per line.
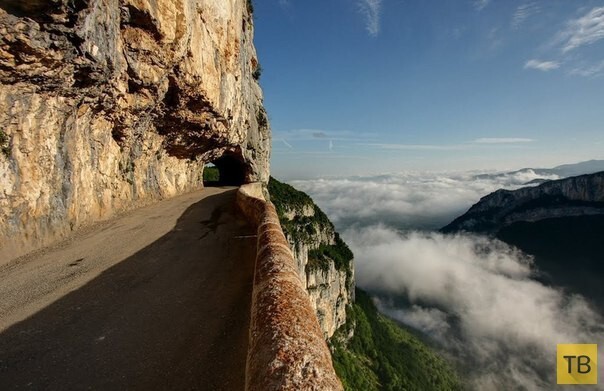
569, 60, 604, 77
473, 137, 535, 144
474, 0, 490, 11
362, 143, 466, 151
523, 7, 604, 75
275, 128, 375, 141
524, 59, 560, 72
559, 7, 604, 53
511, 2, 540, 29
358, 0, 382, 37
280, 138, 293, 148
363, 139, 534, 151
274, 129, 375, 154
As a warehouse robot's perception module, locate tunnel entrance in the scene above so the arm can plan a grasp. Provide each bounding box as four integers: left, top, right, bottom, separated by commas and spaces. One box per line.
203, 154, 248, 187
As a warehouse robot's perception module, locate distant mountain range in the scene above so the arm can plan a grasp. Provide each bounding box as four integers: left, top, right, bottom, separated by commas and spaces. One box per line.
540, 159, 604, 177
442, 171, 604, 310
472, 159, 604, 183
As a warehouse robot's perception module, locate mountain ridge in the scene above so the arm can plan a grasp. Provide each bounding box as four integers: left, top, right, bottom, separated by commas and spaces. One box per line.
442, 171, 604, 234
472, 159, 604, 182
442, 170, 604, 310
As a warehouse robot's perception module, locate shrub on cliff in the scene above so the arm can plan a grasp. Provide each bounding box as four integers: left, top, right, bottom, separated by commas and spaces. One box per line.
331, 289, 463, 391
268, 176, 313, 216
308, 233, 354, 285
268, 177, 329, 236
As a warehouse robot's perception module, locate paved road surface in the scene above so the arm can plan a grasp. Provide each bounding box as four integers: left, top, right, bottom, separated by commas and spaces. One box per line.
0, 187, 256, 390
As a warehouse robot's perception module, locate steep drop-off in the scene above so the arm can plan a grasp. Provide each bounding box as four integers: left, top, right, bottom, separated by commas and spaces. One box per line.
443, 171, 604, 309
0, 0, 270, 260
269, 177, 462, 390
330, 290, 462, 391
268, 177, 354, 339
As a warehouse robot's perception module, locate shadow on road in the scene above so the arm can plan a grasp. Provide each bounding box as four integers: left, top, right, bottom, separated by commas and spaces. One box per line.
0, 190, 256, 391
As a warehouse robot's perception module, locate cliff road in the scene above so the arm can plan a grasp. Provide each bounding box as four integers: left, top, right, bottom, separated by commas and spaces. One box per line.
0, 187, 256, 390
0, 0, 344, 389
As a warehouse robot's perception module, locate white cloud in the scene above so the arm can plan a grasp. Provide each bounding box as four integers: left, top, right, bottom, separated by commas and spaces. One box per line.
362, 143, 466, 151
280, 139, 293, 148
559, 7, 604, 53
472, 137, 535, 144
524, 59, 560, 71
524, 7, 604, 75
512, 2, 540, 29
569, 60, 604, 77
346, 226, 604, 390
383, 304, 451, 338
358, 0, 382, 37
274, 128, 375, 142
362, 139, 534, 150
291, 169, 558, 231
474, 0, 490, 11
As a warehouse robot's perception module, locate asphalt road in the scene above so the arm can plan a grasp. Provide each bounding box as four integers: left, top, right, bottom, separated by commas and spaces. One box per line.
0, 187, 256, 390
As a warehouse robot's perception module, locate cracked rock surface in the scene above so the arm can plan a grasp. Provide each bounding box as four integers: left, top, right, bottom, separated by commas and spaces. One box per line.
0, 0, 270, 261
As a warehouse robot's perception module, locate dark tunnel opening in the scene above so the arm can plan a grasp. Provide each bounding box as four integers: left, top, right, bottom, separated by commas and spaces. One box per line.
203, 154, 248, 187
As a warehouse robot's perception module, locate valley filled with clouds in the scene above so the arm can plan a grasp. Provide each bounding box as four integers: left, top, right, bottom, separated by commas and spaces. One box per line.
291, 169, 559, 231
292, 170, 604, 389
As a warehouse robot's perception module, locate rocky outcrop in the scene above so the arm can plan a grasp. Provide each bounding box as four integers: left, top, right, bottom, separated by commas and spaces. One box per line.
442, 172, 604, 234
290, 228, 353, 339
268, 177, 354, 339
0, 0, 270, 261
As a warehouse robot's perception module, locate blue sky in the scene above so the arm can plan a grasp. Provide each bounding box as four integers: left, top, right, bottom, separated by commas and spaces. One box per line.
254, 0, 604, 179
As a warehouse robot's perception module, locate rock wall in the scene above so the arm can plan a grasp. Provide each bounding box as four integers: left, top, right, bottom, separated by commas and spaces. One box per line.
0, 0, 270, 261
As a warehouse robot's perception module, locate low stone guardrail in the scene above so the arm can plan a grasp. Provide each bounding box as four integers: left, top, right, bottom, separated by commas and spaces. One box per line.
237, 183, 343, 391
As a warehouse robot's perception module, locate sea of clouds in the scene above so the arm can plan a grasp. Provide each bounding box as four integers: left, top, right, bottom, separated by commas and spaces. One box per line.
290, 170, 604, 390
290, 169, 560, 231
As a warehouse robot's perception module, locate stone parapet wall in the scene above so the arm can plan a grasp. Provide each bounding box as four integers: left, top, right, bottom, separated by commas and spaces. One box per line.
237, 183, 343, 391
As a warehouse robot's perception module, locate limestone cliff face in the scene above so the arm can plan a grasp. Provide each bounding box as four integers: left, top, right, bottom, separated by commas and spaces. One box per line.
293, 237, 353, 339
442, 172, 604, 234
0, 0, 270, 260
268, 178, 354, 339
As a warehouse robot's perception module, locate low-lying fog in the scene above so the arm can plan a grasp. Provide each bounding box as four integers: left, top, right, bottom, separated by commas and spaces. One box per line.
291, 169, 559, 231
291, 170, 604, 390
